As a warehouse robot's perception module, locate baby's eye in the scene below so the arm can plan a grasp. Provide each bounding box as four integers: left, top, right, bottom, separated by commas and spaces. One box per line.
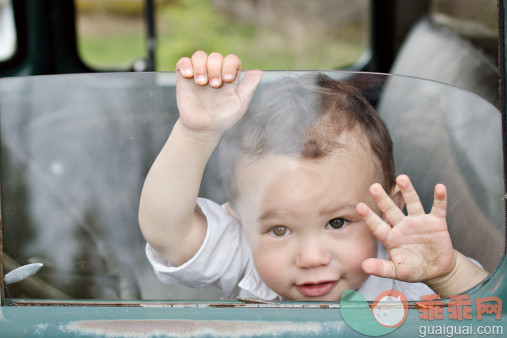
325, 218, 349, 230
268, 226, 292, 237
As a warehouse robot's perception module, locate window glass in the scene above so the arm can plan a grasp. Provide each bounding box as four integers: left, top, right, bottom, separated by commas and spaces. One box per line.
75, 0, 146, 70
156, 0, 369, 70
391, 0, 500, 111
0, 71, 503, 302
0, 0, 16, 62
431, 0, 497, 31
75, 0, 370, 71
430, 0, 498, 58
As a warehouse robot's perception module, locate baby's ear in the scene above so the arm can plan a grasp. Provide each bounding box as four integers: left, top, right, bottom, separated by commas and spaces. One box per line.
224, 202, 240, 221
389, 185, 405, 210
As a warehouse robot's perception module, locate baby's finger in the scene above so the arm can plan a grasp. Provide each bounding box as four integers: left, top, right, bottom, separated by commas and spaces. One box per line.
369, 183, 405, 226
191, 51, 208, 86
175, 57, 193, 78
207, 52, 224, 88
236, 70, 263, 112
222, 54, 242, 83
362, 258, 396, 279
356, 202, 391, 243
397, 175, 424, 215
430, 183, 447, 219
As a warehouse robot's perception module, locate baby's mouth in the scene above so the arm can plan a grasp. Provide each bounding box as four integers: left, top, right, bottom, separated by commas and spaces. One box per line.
296, 281, 337, 297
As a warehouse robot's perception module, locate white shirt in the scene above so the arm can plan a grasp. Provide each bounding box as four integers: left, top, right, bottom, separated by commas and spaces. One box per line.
146, 198, 434, 301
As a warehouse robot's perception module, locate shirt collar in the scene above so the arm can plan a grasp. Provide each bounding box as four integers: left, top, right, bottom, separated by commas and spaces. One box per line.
238, 261, 283, 300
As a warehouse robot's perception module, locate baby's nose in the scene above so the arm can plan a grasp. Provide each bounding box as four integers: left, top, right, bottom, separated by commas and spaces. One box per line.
295, 240, 331, 268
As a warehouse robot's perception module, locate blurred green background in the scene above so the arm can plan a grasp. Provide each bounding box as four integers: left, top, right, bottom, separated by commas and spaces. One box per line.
75, 0, 498, 71
75, 0, 369, 71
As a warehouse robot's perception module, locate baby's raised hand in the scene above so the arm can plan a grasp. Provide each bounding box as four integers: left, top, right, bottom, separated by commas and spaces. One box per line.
175, 51, 262, 139
356, 175, 456, 284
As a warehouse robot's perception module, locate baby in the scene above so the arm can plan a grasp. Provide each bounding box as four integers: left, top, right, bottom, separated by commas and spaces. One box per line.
138, 51, 488, 301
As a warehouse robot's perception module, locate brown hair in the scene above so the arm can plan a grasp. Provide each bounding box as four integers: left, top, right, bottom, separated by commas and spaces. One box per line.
219, 73, 395, 204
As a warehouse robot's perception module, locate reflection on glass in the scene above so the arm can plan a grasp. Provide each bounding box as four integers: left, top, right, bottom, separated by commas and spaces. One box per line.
0, 71, 503, 301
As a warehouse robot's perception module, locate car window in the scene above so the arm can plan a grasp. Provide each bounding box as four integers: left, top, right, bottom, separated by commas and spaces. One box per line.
431, 0, 497, 32
430, 0, 498, 60
0, 71, 503, 303
75, 0, 370, 71
75, 0, 147, 71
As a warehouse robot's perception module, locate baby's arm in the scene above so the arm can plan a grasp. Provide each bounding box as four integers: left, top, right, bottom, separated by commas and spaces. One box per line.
138, 51, 262, 266
355, 175, 489, 297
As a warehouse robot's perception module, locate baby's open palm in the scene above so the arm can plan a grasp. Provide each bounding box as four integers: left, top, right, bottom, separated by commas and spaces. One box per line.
356, 175, 456, 283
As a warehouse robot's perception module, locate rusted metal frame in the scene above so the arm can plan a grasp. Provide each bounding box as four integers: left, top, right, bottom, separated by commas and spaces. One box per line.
6, 299, 424, 309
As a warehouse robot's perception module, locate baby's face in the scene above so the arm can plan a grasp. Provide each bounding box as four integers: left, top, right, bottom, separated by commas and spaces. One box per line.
232, 136, 383, 301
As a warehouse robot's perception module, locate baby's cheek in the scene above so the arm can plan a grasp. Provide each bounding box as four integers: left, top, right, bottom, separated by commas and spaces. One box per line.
244, 229, 286, 283
347, 228, 377, 272
361, 236, 378, 260
253, 251, 287, 291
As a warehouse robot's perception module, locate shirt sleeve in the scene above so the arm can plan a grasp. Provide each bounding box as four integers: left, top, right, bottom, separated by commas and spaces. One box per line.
145, 198, 252, 299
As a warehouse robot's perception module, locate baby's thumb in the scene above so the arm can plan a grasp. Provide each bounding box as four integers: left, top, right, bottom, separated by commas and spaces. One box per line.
362, 258, 397, 280
237, 70, 263, 111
